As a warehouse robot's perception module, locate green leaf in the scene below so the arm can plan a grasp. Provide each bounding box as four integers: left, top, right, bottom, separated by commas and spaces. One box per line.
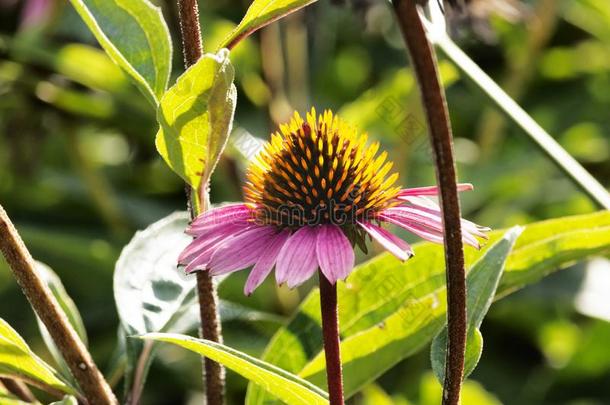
113, 211, 195, 395
35, 262, 88, 384
155, 50, 237, 188
0, 392, 31, 405
247, 211, 610, 403
141, 333, 328, 405
68, 0, 172, 104
114, 212, 194, 337
50, 396, 79, 405
430, 226, 523, 383
0, 318, 76, 395
218, 0, 317, 50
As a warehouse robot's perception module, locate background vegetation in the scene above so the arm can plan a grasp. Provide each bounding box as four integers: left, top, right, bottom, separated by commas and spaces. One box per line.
1, 0, 609, 404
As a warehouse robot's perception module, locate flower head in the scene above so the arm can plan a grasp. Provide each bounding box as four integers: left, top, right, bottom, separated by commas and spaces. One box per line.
179, 109, 489, 295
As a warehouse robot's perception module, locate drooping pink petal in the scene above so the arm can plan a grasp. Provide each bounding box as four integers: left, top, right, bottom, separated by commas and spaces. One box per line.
187, 203, 253, 235
184, 240, 225, 274
379, 212, 481, 248
397, 183, 473, 197
244, 229, 291, 296
387, 203, 489, 241
316, 225, 354, 284
357, 221, 413, 261
208, 225, 278, 276
275, 226, 319, 288
379, 214, 445, 244
179, 222, 253, 263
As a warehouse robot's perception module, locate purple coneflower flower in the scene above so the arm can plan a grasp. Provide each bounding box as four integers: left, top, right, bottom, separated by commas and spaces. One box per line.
179, 109, 489, 295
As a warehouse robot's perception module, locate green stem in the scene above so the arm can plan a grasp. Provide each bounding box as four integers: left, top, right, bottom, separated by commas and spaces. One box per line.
421, 15, 610, 210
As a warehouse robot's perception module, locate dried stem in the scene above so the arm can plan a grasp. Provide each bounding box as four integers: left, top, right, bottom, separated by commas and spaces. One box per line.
0, 205, 118, 405
176, 1, 225, 404
391, 1, 466, 404
0, 378, 37, 403
318, 272, 344, 405
129, 340, 153, 405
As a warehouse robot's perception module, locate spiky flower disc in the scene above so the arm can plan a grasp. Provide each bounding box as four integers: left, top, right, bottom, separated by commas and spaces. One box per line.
179, 108, 489, 295
244, 109, 401, 230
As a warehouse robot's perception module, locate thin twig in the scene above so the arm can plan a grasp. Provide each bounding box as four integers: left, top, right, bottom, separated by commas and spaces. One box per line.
0, 377, 37, 402
0, 205, 118, 405
129, 340, 153, 405
420, 15, 610, 210
391, 2, 466, 404
176, 1, 225, 404
318, 272, 344, 405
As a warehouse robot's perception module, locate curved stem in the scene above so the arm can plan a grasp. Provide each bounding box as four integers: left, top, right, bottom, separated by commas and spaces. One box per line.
318, 272, 344, 405
0, 205, 118, 405
176, 1, 225, 404
391, 2, 466, 404
0, 378, 36, 403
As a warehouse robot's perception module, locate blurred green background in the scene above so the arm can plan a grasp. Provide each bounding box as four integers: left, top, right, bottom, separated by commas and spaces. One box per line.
1, 0, 609, 403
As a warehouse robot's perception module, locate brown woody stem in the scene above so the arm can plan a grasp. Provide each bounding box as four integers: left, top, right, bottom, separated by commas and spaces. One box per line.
0, 378, 37, 403
391, 2, 467, 404
0, 205, 118, 405
318, 272, 344, 405
176, 1, 225, 404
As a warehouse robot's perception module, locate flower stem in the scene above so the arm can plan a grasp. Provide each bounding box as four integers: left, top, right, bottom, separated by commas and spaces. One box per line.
176, 1, 225, 404
0, 378, 36, 403
0, 205, 118, 405
391, 2, 467, 404
318, 271, 344, 405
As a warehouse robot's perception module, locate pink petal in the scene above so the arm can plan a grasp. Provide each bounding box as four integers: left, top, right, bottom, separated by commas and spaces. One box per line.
275, 226, 320, 288
357, 221, 413, 261
208, 225, 278, 276
397, 183, 473, 197
179, 222, 253, 263
316, 225, 354, 284
187, 203, 253, 235
184, 240, 225, 274
381, 207, 484, 248
244, 229, 291, 296
380, 214, 445, 244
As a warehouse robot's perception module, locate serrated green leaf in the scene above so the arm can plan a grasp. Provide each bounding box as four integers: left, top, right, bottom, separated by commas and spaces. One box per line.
35, 262, 88, 384
218, 0, 317, 50
430, 226, 523, 383
142, 333, 328, 405
247, 211, 610, 404
0, 318, 76, 395
68, 0, 172, 104
155, 50, 237, 188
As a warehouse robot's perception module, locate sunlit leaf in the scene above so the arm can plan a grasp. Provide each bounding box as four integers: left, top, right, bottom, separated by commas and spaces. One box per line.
155, 50, 237, 188
113, 211, 194, 395
141, 333, 329, 405
35, 262, 88, 384
0, 318, 76, 395
218, 0, 317, 50
0, 392, 30, 405
68, 0, 172, 104
247, 212, 610, 403
50, 396, 79, 405
430, 226, 523, 383
419, 372, 501, 405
